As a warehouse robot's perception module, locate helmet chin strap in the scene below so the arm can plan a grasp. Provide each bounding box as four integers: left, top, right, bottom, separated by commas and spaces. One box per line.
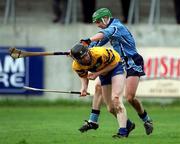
101, 17, 110, 25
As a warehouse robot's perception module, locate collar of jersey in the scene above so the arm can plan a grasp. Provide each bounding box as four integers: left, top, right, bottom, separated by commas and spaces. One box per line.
107, 18, 114, 27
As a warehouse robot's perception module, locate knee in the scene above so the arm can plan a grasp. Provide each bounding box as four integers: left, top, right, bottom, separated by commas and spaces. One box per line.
107, 106, 116, 115
112, 97, 123, 113
95, 83, 102, 93
126, 94, 135, 104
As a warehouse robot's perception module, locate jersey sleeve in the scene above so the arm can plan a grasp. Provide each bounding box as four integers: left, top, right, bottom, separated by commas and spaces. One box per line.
89, 41, 99, 48
96, 37, 109, 46
89, 37, 109, 48
72, 61, 88, 78
99, 26, 119, 40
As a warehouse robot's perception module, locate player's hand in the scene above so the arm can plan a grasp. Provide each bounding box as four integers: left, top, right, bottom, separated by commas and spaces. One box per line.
80, 38, 91, 46
87, 72, 98, 80
80, 88, 88, 97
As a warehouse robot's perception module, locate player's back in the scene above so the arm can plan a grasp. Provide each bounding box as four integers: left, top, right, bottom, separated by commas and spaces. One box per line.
100, 18, 138, 57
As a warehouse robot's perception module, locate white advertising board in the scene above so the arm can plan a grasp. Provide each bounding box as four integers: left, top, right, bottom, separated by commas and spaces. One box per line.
137, 47, 180, 97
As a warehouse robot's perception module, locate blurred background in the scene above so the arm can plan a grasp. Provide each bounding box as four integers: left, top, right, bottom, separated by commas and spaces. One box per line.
0, 0, 180, 101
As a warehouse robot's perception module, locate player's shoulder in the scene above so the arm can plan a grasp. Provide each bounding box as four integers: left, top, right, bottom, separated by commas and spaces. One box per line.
72, 60, 81, 70
110, 18, 121, 25
90, 46, 107, 53
109, 18, 125, 29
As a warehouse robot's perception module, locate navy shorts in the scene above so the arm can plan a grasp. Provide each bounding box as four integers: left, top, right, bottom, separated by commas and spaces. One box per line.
125, 54, 145, 78
99, 62, 125, 86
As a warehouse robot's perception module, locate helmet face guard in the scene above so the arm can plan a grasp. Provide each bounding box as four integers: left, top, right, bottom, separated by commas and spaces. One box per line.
70, 43, 89, 64
92, 8, 112, 23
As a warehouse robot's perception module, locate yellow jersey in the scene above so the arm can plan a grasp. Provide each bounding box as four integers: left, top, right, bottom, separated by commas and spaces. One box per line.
72, 47, 121, 77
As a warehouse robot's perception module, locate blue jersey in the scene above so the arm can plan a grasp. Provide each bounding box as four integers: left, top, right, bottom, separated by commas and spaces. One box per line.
99, 18, 137, 57
90, 18, 145, 77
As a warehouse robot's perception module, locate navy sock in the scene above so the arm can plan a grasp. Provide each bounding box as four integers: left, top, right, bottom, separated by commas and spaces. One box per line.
118, 128, 128, 136
126, 119, 133, 129
138, 110, 151, 122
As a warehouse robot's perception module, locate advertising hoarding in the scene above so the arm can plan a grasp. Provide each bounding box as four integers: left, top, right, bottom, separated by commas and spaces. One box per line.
0, 47, 44, 95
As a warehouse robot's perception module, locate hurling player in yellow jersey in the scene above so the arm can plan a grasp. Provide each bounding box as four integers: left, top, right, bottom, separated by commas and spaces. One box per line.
70, 43, 130, 138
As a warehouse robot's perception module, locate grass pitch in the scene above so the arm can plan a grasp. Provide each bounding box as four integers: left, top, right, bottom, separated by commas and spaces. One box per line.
0, 100, 180, 144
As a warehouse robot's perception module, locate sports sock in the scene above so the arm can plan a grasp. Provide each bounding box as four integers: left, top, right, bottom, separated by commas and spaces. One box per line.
126, 119, 133, 129
88, 109, 100, 123
118, 128, 128, 136
138, 110, 151, 122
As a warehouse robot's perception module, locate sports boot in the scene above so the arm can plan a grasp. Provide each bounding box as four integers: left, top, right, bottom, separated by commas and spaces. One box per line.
113, 128, 128, 138
144, 120, 153, 135
79, 120, 99, 133
112, 133, 128, 138
127, 122, 135, 136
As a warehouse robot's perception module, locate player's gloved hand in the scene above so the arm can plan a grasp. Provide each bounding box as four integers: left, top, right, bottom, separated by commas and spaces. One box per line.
80, 38, 91, 46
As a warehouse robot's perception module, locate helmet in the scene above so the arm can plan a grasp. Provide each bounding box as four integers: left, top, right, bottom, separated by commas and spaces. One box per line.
70, 43, 88, 61
92, 8, 112, 23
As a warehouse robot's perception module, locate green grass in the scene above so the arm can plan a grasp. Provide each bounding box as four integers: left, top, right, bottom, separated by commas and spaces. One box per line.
0, 100, 180, 144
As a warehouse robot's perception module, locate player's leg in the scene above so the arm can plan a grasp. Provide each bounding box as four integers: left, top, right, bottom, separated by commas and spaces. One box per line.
125, 76, 153, 135
87, 78, 103, 123
92, 78, 103, 110
125, 76, 144, 113
105, 63, 135, 137
101, 84, 116, 116
101, 73, 131, 138
125, 53, 153, 135
110, 74, 129, 138
79, 78, 103, 133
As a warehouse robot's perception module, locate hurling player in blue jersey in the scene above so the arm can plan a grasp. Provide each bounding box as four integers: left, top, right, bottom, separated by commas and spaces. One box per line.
79, 8, 153, 137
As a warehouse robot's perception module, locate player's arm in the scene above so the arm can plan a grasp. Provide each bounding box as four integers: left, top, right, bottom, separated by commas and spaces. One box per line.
80, 32, 105, 46
88, 61, 117, 80
76, 72, 89, 96
88, 49, 119, 80
72, 62, 89, 96
80, 77, 89, 96
88, 37, 109, 47
96, 37, 109, 46
90, 26, 118, 42
90, 32, 104, 42
81, 26, 116, 46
